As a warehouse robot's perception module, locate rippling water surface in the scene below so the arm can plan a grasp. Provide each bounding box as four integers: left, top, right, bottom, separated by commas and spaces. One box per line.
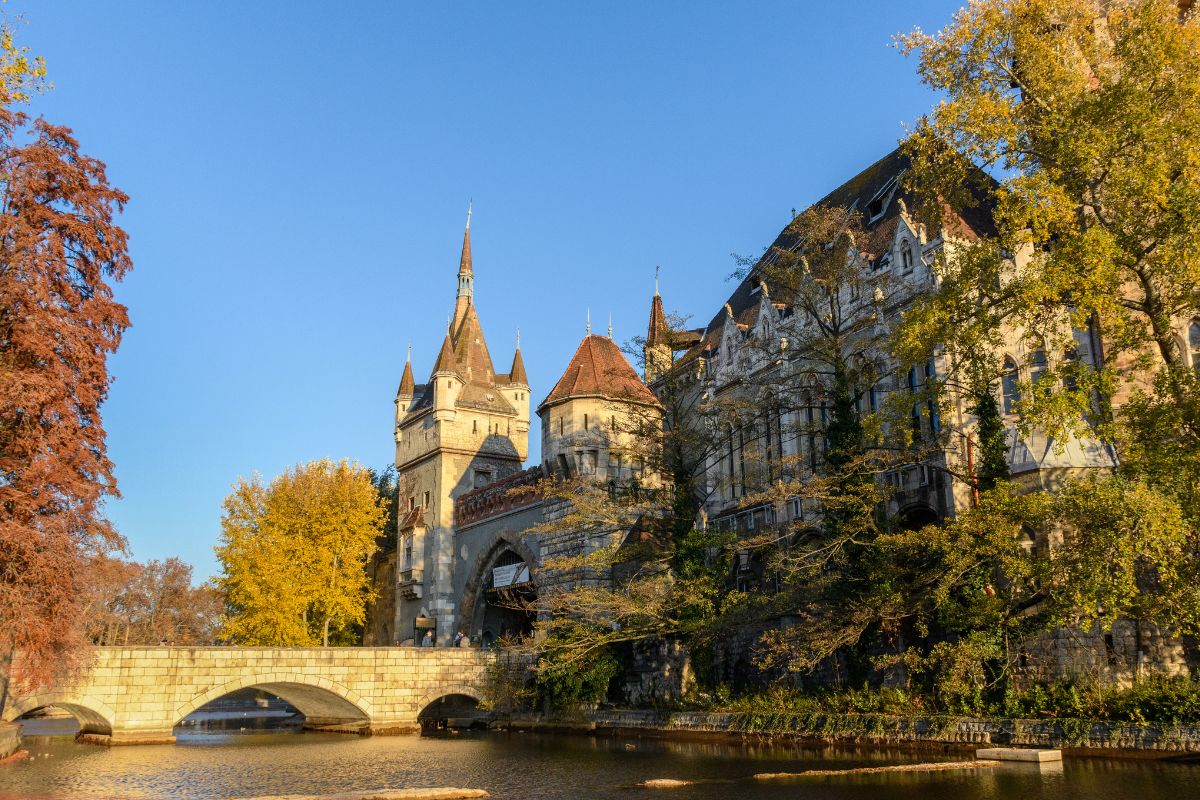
1, 718, 1197, 800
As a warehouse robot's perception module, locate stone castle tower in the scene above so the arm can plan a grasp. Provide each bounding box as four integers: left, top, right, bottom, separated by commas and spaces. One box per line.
392, 211, 530, 644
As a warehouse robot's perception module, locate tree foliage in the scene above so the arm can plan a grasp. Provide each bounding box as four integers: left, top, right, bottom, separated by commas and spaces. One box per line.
899, 0, 1200, 425
82, 556, 223, 646
216, 459, 385, 646
0, 24, 130, 714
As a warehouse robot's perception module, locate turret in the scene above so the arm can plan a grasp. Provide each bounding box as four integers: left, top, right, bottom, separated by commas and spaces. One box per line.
644, 278, 673, 382
395, 348, 416, 433
430, 331, 463, 416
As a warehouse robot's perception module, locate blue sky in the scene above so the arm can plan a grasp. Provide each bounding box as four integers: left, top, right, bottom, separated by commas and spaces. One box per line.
13, 1, 964, 581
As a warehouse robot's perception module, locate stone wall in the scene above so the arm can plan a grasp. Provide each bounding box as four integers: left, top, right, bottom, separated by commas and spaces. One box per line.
3, 647, 492, 744
505, 709, 1200, 756
0, 723, 20, 759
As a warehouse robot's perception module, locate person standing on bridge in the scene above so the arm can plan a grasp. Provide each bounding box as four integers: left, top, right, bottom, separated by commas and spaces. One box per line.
421, 630, 433, 647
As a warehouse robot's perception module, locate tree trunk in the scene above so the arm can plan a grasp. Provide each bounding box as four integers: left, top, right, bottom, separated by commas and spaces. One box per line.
0, 647, 13, 720
322, 616, 331, 647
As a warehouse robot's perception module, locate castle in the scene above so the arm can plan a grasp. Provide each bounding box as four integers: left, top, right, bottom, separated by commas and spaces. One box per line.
365, 149, 1199, 684
364, 211, 659, 648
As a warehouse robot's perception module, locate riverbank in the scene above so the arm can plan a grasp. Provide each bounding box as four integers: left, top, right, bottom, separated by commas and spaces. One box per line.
496, 709, 1200, 759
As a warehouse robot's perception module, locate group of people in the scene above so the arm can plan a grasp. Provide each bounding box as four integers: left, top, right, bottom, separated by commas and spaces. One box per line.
418, 629, 474, 648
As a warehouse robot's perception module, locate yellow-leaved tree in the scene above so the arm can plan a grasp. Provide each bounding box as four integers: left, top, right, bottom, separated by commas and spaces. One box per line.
216, 459, 384, 646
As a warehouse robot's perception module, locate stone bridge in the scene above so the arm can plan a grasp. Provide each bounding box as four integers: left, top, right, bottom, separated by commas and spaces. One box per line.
3, 646, 493, 744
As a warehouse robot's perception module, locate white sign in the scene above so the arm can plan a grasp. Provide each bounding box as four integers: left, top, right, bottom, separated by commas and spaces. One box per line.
492, 563, 529, 588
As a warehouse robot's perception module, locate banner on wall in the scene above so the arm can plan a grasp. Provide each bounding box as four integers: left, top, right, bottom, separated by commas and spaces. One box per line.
492, 563, 530, 588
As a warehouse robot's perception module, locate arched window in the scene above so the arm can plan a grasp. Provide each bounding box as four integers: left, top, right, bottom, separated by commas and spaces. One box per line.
1062, 346, 1080, 392
1190, 321, 1200, 371
1002, 358, 1021, 414
900, 240, 914, 272
1029, 350, 1048, 395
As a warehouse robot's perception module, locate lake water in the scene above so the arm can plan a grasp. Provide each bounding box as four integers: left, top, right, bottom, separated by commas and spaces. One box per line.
2, 717, 1197, 800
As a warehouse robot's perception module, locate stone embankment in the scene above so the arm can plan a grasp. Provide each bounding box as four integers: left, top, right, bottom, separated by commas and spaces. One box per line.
498, 709, 1200, 758
0, 723, 20, 761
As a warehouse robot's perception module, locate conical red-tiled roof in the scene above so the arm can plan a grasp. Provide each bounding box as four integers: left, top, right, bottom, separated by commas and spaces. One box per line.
509, 347, 528, 386
539, 334, 659, 411
397, 358, 415, 396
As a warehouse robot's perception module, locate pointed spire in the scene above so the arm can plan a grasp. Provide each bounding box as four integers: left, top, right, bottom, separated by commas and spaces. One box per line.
586, 308, 591, 336
453, 205, 475, 328
647, 292, 668, 346
655, 264, 660, 297
398, 347, 415, 397
459, 203, 473, 275
608, 313, 613, 339
509, 345, 528, 386
432, 331, 457, 375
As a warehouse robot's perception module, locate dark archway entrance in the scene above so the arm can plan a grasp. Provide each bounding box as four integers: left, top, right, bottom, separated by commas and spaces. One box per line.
474, 548, 536, 648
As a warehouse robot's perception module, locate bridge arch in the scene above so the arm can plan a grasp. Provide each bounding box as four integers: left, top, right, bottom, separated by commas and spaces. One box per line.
4, 692, 116, 735
416, 684, 483, 715
173, 673, 373, 730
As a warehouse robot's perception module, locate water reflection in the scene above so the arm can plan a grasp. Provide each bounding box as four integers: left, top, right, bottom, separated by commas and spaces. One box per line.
1, 721, 1195, 800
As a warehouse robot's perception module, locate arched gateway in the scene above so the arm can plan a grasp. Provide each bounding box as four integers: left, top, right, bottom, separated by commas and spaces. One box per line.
3, 646, 492, 744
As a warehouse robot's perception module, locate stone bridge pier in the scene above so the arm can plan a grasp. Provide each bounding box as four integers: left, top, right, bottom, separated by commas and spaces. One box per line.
3, 647, 494, 745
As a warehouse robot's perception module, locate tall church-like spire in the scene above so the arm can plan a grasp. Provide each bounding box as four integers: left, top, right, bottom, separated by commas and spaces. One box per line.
453, 203, 474, 326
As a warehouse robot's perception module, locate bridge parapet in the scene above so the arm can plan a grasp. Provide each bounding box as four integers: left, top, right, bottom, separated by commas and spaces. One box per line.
3, 646, 494, 745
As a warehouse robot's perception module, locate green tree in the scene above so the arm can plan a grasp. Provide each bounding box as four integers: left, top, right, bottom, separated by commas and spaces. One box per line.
216, 459, 385, 646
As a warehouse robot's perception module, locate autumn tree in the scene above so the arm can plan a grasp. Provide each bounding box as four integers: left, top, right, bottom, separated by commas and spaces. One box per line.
0, 24, 131, 716
81, 556, 223, 646
216, 459, 385, 647
898, 0, 1200, 442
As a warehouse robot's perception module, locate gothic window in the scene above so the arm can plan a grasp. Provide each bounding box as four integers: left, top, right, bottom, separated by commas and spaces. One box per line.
900, 240, 914, 272
1002, 357, 1021, 414
1190, 321, 1200, 370
402, 534, 414, 569
925, 357, 940, 433
908, 366, 921, 435
423, 490, 430, 508
1030, 349, 1049, 394
1063, 346, 1080, 392
408, 496, 416, 512
473, 470, 491, 488
584, 413, 589, 430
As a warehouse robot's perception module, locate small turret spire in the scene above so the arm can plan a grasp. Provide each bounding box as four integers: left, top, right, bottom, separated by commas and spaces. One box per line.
398, 348, 415, 397
655, 264, 660, 297
432, 330, 457, 375
608, 313, 613, 339
586, 308, 591, 336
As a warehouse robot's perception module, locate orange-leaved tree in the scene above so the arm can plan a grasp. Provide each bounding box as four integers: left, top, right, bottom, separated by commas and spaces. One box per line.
0, 24, 131, 716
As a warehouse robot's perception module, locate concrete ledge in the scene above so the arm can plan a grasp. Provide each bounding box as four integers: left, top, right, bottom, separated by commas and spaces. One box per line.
77, 731, 177, 746
977, 747, 1062, 762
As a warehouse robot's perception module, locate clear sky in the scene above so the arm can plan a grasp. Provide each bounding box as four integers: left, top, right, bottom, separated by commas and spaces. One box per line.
13, 1, 965, 581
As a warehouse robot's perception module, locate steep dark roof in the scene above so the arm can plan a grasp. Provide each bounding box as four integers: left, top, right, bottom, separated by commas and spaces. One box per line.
539, 334, 659, 411
677, 147, 998, 364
